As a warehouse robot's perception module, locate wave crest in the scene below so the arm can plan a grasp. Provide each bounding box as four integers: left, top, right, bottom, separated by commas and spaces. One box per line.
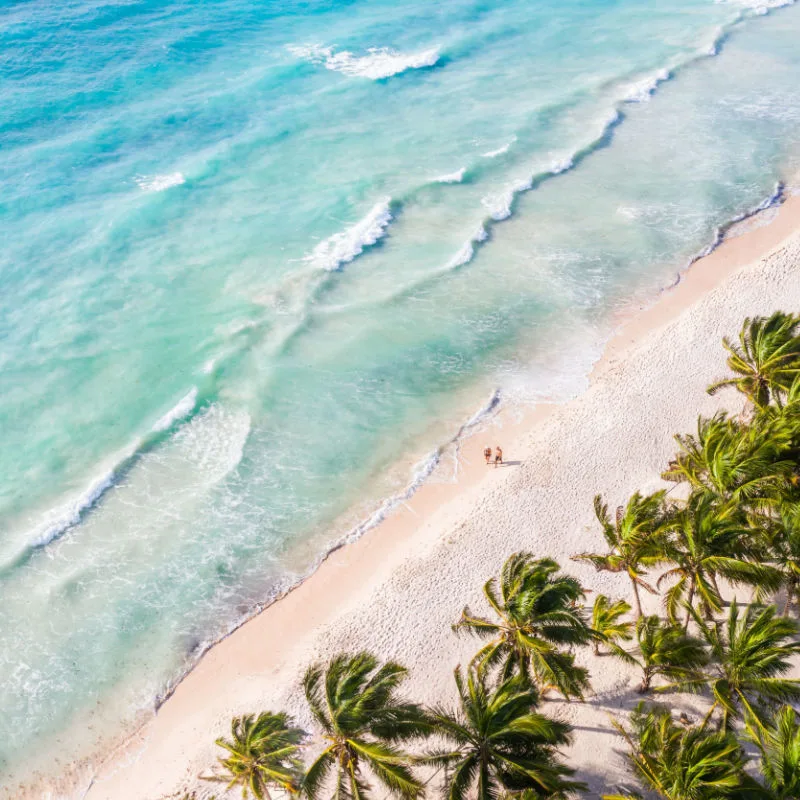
152, 388, 198, 432
134, 172, 185, 192
304, 199, 393, 271
431, 167, 466, 184
288, 44, 439, 80
482, 138, 516, 158
624, 68, 671, 103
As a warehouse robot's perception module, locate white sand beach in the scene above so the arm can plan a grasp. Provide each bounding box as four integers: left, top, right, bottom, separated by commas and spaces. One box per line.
33, 193, 800, 800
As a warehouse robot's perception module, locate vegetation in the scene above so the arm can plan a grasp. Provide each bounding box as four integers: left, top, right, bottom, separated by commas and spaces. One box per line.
590, 595, 634, 656
453, 554, 592, 699
604, 702, 760, 800
746, 704, 800, 799
706, 312, 800, 409
625, 615, 707, 694
574, 492, 667, 618
656, 492, 779, 626
425, 667, 584, 799
203, 312, 800, 800
302, 652, 431, 800
208, 712, 304, 799
674, 602, 800, 731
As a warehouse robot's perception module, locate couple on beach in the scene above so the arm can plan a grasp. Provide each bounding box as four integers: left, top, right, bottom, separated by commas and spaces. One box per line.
483, 445, 503, 467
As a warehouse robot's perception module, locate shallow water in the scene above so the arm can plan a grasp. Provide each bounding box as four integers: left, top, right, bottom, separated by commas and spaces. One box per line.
2, 0, 800, 788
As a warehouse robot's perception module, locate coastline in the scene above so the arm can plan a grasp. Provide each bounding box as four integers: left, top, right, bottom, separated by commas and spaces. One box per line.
21, 191, 800, 800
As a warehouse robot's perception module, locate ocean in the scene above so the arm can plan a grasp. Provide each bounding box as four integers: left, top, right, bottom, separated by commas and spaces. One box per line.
1, 0, 800, 790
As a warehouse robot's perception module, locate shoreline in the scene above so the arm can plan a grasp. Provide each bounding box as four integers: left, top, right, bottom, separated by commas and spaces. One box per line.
17, 190, 800, 800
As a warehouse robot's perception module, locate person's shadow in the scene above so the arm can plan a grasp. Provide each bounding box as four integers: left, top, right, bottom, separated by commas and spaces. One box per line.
498, 460, 522, 467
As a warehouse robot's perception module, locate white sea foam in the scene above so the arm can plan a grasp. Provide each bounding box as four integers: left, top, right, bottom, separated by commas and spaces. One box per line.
152, 388, 198, 432
617, 206, 642, 221
550, 157, 574, 174
624, 68, 671, 103
481, 191, 514, 221
305, 198, 392, 271
702, 26, 726, 57
445, 242, 475, 270
432, 167, 466, 184
340, 390, 501, 543
23, 435, 143, 550
29, 470, 118, 548
482, 138, 516, 158
481, 176, 533, 222
134, 172, 185, 192
443, 226, 488, 271
686, 182, 785, 266
174, 404, 251, 487
288, 44, 439, 80
715, 0, 793, 12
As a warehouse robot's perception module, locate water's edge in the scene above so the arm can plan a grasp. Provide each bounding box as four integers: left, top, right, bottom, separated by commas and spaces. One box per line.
62, 177, 798, 800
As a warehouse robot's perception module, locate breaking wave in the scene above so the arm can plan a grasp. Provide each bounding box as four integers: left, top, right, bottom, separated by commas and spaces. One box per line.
288, 44, 440, 80
432, 167, 466, 184
134, 172, 185, 192
482, 138, 516, 158
304, 198, 393, 271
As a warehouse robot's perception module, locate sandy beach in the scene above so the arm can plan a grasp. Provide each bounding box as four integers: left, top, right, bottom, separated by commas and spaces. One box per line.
34, 192, 800, 800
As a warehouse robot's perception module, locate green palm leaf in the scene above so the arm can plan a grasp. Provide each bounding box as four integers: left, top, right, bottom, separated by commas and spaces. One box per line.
574, 492, 668, 618
707, 313, 800, 409
302, 652, 430, 800
208, 711, 305, 799
426, 667, 585, 799
455, 554, 592, 699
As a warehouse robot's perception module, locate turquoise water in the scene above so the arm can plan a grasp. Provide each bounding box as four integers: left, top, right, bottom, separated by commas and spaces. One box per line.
2, 0, 800, 789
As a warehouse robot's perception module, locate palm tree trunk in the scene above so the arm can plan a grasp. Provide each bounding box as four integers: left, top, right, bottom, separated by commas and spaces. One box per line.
698, 701, 718, 733
709, 573, 722, 604
631, 578, 643, 619
783, 581, 797, 617
684, 578, 696, 632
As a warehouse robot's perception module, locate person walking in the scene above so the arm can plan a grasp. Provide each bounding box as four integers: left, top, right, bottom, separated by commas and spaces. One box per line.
483, 446, 492, 465
494, 446, 503, 467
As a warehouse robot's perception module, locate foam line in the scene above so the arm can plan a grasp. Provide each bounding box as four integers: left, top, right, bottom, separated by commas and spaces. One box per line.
686, 182, 785, 267
134, 172, 185, 192
431, 167, 466, 184
304, 198, 393, 271
3, 387, 206, 570
288, 44, 440, 80
482, 138, 516, 158
623, 68, 672, 103
152, 388, 198, 432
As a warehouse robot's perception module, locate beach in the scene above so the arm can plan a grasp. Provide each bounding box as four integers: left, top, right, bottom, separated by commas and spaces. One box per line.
6, 2, 800, 788
36, 192, 799, 800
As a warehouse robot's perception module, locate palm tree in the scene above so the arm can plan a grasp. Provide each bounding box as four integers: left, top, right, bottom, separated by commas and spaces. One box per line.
671, 602, 800, 732
746, 705, 800, 799
622, 615, 708, 694
603, 702, 757, 800
302, 652, 431, 800
209, 712, 305, 799
759, 502, 800, 615
707, 312, 800, 409
426, 666, 585, 800
454, 554, 592, 699
590, 595, 633, 656
656, 492, 780, 627
574, 492, 668, 619
662, 413, 793, 507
